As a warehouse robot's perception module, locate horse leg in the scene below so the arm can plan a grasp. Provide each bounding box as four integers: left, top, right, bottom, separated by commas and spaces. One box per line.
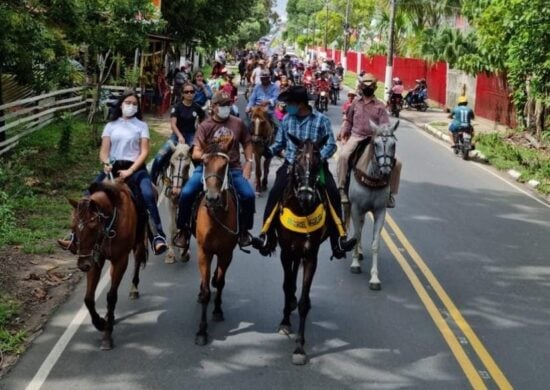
261, 157, 271, 192
196, 247, 211, 346
350, 204, 364, 274
278, 249, 298, 336
212, 254, 233, 322
84, 263, 105, 333
101, 256, 129, 350
369, 208, 387, 291
293, 255, 318, 365
129, 239, 146, 299
254, 152, 262, 194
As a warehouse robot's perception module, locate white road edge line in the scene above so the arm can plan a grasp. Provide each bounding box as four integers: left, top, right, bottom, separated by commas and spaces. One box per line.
412, 121, 550, 209
25, 272, 110, 390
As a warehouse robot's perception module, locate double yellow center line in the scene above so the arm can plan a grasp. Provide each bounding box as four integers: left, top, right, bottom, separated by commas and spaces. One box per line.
379, 213, 513, 390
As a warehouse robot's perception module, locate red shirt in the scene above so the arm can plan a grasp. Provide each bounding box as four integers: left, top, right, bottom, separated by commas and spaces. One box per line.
316, 79, 330, 92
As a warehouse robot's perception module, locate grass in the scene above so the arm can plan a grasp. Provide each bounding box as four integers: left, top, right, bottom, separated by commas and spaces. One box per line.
475, 132, 550, 194
0, 295, 26, 354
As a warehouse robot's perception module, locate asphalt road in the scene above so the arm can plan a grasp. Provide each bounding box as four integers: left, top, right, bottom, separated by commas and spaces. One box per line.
2, 89, 550, 390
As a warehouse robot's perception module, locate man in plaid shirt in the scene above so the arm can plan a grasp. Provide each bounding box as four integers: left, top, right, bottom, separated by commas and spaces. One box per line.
251, 86, 356, 259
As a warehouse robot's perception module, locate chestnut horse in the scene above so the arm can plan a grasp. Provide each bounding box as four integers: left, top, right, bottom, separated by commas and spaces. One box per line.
276, 134, 329, 365
194, 144, 238, 345
156, 142, 192, 263
249, 106, 274, 194
68, 181, 147, 350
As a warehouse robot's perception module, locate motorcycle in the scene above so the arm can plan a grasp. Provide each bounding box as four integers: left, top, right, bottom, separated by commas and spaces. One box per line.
330, 76, 341, 105
304, 75, 314, 95
453, 125, 474, 160
292, 69, 303, 86
388, 94, 403, 117
316, 90, 329, 113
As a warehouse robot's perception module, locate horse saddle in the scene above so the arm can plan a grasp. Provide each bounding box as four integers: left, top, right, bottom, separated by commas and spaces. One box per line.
279, 203, 326, 234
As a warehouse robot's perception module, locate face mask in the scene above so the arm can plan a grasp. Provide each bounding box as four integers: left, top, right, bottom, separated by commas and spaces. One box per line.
217, 106, 231, 119
122, 103, 138, 117
362, 86, 375, 97
286, 104, 299, 116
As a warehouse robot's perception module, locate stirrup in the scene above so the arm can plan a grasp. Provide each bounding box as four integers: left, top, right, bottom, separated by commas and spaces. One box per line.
152, 235, 168, 255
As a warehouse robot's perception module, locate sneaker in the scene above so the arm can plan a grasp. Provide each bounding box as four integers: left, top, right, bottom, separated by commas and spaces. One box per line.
152, 235, 168, 255
339, 188, 349, 204
238, 231, 252, 247
387, 193, 396, 208
173, 230, 189, 250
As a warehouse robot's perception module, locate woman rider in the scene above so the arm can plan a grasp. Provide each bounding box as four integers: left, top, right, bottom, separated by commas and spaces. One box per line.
191, 71, 213, 108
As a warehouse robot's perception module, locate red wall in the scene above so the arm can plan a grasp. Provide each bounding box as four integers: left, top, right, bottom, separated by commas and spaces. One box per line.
346, 52, 358, 74
475, 73, 516, 127
426, 62, 447, 106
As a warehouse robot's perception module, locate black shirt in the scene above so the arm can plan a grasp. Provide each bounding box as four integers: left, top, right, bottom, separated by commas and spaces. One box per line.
170, 103, 205, 135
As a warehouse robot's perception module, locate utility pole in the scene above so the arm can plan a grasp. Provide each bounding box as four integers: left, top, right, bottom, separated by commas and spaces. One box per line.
342, 0, 351, 71
324, 1, 329, 51
384, 0, 397, 101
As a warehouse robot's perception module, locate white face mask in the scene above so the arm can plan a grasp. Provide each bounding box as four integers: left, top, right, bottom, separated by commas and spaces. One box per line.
217, 106, 231, 119
122, 103, 138, 118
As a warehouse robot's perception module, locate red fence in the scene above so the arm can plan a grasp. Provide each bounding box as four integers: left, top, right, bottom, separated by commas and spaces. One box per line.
426, 62, 447, 106
475, 73, 516, 127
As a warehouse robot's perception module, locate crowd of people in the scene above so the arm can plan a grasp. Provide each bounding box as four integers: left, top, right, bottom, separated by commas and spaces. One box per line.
58, 47, 475, 262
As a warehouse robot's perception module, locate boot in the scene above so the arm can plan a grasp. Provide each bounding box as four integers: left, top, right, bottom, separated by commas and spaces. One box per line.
331, 235, 357, 259
173, 228, 190, 251
238, 230, 252, 247
251, 230, 277, 256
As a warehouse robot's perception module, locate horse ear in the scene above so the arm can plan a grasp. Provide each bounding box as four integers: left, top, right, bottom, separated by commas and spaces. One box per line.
288, 133, 302, 147
316, 135, 329, 150
69, 198, 78, 209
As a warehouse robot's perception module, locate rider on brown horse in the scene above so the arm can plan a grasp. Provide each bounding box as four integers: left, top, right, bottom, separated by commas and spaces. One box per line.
251, 86, 356, 259
173, 92, 256, 253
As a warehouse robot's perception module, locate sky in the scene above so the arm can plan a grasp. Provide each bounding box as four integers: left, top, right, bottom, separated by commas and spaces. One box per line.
273, 0, 288, 21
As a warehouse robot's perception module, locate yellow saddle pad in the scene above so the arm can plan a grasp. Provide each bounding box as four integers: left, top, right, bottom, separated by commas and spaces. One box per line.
279, 203, 326, 234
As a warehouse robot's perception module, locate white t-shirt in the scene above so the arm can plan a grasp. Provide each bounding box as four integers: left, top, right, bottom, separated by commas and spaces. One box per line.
102, 117, 149, 162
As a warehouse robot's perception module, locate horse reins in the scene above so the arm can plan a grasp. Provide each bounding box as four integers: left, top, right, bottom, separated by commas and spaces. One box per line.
76, 203, 118, 264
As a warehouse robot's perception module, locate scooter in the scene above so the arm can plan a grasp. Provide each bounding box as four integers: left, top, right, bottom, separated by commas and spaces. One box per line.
453, 126, 474, 160
405, 94, 428, 111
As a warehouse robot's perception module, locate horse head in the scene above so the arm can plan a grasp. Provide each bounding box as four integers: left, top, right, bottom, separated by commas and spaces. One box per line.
288, 133, 328, 211
370, 120, 398, 177
250, 106, 274, 143
202, 143, 230, 209
69, 183, 120, 272
168, 141, 192, 198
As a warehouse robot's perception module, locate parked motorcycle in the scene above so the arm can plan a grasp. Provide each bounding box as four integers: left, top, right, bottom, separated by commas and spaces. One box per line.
453, 126, 474, 160
406, 97, 428, 112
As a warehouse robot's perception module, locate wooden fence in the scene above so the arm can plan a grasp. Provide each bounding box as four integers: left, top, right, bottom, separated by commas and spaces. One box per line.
0, 87, 87, 156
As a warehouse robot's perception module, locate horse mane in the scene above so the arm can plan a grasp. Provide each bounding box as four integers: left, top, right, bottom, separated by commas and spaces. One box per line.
88, 181, 123, 208
204, 142, 228, 154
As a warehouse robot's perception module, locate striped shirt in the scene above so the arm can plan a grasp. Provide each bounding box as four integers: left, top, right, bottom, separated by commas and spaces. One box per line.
270, 109, 337, 163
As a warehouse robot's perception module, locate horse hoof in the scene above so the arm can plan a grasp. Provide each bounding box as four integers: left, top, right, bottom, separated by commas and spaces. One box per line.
278, 325, 292, 336
100, 339, 113, 350
181, 252, 190, 262
195, 334, 208, 346
350, 266, 362, 274
369, 282, 382, 291
164, 255, 176, 264
129, 291, 140, 300
292, 352, 307, 365
212, 312, 224, 322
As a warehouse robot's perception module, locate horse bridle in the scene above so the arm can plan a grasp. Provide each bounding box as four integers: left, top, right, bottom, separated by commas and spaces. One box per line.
75, 203, 117, 264
372, 131, 396, 172
166, 154, 189, 195
293, 150, 321, 200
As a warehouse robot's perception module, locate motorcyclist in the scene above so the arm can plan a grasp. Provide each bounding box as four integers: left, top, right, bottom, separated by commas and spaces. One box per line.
315, 71, 331, 110
448, 95, 475, 147
388, 77, 404, 109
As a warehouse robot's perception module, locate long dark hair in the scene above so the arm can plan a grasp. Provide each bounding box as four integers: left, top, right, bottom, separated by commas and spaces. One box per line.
109, 90, 143, 121
192, 71, 204, 85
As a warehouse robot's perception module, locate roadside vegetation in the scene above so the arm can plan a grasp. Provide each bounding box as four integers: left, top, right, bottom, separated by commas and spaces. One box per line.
0, 296, 25, 355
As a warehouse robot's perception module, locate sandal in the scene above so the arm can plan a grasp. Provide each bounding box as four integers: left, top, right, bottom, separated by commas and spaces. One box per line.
152, 235, 168, 255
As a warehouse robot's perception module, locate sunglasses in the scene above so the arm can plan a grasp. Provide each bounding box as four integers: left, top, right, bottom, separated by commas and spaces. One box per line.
183, 90, 195, 94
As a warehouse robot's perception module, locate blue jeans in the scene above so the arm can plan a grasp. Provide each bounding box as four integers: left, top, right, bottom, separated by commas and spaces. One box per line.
150, 133, 195, 183
177, 165, 255, 231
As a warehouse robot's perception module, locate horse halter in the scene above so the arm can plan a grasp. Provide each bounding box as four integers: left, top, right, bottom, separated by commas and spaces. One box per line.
75, 202, 117, 264
293, 149, 320, 201
167, 154, 190, 194
372, 131, 396, 173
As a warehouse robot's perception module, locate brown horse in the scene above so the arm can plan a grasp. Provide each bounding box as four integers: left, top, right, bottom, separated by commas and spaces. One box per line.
249, 106, 274, 193
67, 181, 147, 350
156, 142, 192, 263
276, 134, 329, 365
194, 144, 238, 345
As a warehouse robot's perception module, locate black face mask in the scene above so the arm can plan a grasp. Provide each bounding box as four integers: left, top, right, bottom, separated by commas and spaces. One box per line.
362, 86, 375, 97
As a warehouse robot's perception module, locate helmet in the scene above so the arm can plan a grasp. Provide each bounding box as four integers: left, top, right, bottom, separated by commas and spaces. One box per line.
392, 77, 401, 83
458, 96, 468, 104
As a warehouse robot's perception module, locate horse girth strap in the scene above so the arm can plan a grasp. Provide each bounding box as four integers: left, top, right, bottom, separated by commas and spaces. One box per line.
353, 168, 388, 188
279, 203, 326, 234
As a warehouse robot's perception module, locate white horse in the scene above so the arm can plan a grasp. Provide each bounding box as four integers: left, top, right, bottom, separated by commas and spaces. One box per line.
344, 120, 399, 290
156, 142, 192, 263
